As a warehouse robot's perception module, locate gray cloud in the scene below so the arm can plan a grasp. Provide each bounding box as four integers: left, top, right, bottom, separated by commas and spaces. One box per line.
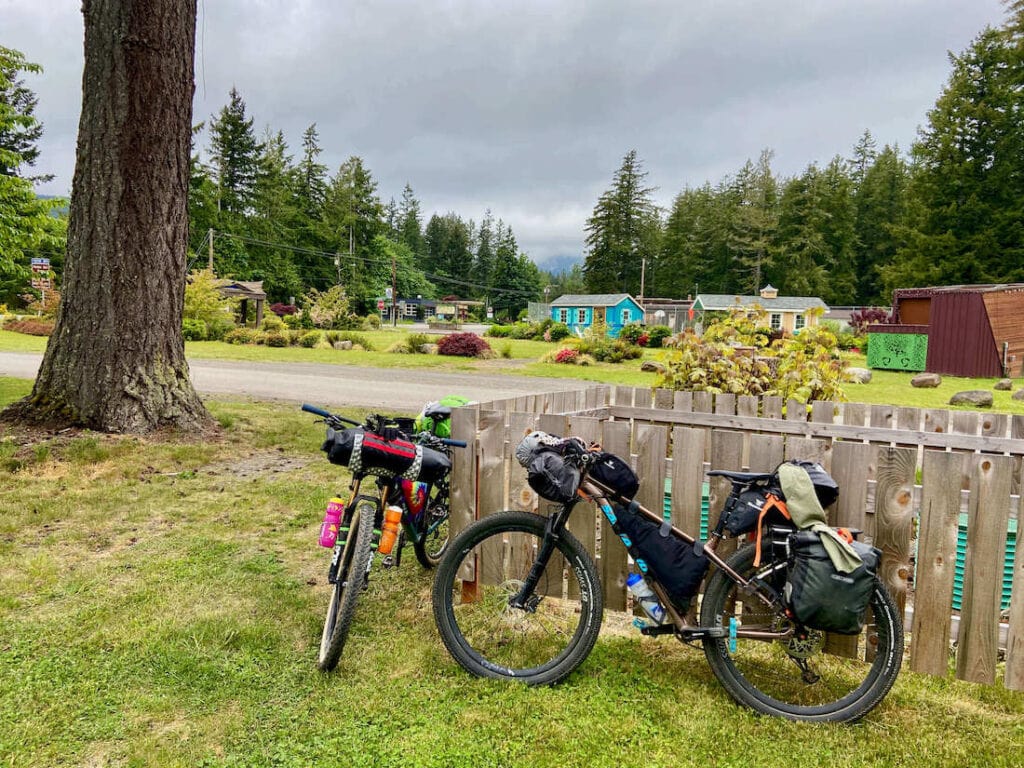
5, 0, 1007, 267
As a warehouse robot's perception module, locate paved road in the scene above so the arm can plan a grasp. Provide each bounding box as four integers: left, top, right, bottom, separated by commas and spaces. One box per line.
0, 352, 588, 412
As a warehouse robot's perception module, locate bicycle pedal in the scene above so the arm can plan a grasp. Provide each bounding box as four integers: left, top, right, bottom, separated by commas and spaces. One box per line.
638, 622, 676, 636
382, 555, 396, 568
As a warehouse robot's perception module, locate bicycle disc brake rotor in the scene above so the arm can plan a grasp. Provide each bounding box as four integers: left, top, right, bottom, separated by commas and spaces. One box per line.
783, 629, 824, 659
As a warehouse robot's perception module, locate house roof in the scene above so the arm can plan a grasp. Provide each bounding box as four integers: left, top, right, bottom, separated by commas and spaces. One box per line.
694, 293, 827, 312
217, 280, 266, 299
894, 283, 1024, 299
550, 293, 642, 308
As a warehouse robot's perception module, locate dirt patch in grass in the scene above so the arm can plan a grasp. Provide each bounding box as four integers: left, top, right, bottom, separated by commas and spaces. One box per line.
202, 448, 312, 479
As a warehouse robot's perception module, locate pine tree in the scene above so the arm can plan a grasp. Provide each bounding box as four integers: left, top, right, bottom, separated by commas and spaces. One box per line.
473, 209, 495, 294
583, 150, 660, 295
296, 123, 327, 219
853, 144, 909, 304
423, 212, 473, 289
209, 87, 262, 215
771, 165, 830, 298
0, 45, 50, 181
727, 149, 778, 294
397, 183, 424, 258
849, 129, 877, 188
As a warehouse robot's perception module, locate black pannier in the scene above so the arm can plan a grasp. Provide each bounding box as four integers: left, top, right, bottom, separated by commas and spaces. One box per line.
322, 428, 451, 484
527, 451, 581, 504
587, 452, 640, 500
784, 530, 879, 635
720, 487, 771, 537
615, 502, 708, 610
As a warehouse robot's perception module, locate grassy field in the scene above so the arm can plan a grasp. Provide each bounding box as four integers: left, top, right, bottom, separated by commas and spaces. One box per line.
1, 384, 1022, 767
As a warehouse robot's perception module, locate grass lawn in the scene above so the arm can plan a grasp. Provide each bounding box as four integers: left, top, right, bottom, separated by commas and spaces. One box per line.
1, 388, 1022, 767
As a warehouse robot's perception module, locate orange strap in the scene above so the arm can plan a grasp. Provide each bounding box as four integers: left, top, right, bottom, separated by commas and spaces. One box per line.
836, 527, 853, 544
753, 494, 790, 567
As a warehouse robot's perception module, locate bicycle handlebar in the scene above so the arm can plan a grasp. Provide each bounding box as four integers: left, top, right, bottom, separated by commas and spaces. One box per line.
302, 403, 466, 448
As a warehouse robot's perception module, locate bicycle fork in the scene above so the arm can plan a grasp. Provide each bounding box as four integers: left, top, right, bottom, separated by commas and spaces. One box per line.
507, 508, 571, 611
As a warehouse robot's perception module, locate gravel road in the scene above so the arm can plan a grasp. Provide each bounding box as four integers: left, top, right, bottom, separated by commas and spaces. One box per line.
0, 352, 589, 413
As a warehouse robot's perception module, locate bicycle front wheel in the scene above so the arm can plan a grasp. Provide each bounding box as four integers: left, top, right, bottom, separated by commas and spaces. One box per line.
432, 510, 603, 685
317, 499, 375, 671
700, 544, 903, 722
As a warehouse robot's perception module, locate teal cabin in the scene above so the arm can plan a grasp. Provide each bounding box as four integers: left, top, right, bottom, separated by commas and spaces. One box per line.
550, 294, 645, 337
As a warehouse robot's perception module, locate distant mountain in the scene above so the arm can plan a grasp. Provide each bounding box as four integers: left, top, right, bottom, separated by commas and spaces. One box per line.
535, 253, 581, 275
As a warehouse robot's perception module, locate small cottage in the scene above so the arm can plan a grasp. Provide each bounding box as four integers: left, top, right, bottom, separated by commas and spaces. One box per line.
692, 286, 828, 333
550, 294, 645, 337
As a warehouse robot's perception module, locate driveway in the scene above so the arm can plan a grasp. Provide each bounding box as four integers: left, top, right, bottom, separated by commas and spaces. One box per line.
0, 352, 589, 413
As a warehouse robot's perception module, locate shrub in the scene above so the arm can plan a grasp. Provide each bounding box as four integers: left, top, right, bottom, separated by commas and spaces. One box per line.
646, 325, 672, 348
618, 323, 646, 345
299, 331, 322, 348
363, 313, 382, 330
264, 332, 289, 348
546, 322, 571, 342
184, 268, 236, 334
575, 325, 642, 363
269, 302, 297, 316
555, 348, 579, 364
498, 341, 513, 359
335, 331, 374, 350
287, 329, 304, 345
437, 332, 492, 358
485, 324, 513, 338
4, 318, 54, 336
404, 332, 431, 353
540, 346, 596, 366
261, 314, 286, 332
182, 318, 207, 341
848, 307, 893, 335
702, 305, 774, 348
224, 327, 260, 345
508, 322, 537, 340
303, 285, 351, 329
283, 313, 302, 329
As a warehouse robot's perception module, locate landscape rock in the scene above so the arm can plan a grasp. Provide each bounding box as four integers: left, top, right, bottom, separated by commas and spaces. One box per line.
641, 360, 666, 374
846, 367, 872, 384
419, 344, 439, 354
333, 340, 353, 350
994, 378, 1013, 391
1013, 388, 1024, 401
911, 373, 942, 388
949, 390, 993, 408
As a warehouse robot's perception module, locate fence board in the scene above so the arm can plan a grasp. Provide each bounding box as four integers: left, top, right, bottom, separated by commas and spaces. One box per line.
450, 406, 479, 535
614, 386, 635, 408
952, 411, 979, 436
870, 405, 894, 429
537, 414, 569, 597
693, 391, 713, 413
873, 447, 916, 616
601, 421, 632, 611
811, 401, 836, 424
654, 388, 674, 410
923, 409, 950, 435
957, 456, 1014, 685
762, 396, 783, 419
672, 427, 707, 538
567, 416, 602, 559
715, 394, 737, 415
786, 399, 806, 421
709, 430, 745, 558
897, 407, 922, 432
748, 434, 784, 472
981, 413, 1008, 440
507, 412, 539, 514
841, 402, 866, 427
785, 437, 829, 468
737, 396, 759, 418
910, 450, 968, 677
476, 409, 507, 519
673, 390, 694, 413
636, 425, 669, 520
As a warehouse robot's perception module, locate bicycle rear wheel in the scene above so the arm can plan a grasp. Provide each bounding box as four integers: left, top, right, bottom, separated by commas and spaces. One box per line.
413, 484, 450, 569
700, 544, 903, 722
317, 499, 375, 671
432, 510, 603, 685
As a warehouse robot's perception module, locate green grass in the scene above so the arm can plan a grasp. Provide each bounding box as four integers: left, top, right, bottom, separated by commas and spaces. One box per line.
0, 389, 1022, 767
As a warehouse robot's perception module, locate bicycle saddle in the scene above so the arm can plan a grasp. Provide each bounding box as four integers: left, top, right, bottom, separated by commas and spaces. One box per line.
423, 404, 452, 420
706, 469, 776, 483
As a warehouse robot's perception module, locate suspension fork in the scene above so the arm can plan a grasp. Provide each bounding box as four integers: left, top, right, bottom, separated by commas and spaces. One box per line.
507, 502, 576, 610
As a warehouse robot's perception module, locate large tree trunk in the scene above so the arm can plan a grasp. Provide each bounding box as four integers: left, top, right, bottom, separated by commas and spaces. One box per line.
6, 0, 210, 432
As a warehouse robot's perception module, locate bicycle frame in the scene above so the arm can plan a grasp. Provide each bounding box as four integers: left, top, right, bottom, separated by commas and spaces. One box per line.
511, 477, 796, 643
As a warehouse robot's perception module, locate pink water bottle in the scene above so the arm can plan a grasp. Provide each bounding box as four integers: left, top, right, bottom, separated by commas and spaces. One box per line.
319, 497, 345, 548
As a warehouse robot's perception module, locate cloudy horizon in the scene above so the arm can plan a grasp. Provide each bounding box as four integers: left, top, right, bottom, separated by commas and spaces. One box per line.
5, 0, 1009, 270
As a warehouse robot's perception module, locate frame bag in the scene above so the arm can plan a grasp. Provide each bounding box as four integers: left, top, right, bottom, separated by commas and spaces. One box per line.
784, 530, 880, 635
587, 452, 640, 500
615, 502, 708, 610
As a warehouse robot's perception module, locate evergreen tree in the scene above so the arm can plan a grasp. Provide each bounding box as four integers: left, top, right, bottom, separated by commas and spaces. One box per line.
398, 183, 424, 258
584, 150, 660, 295
473, 208, 495, 293
0, 45, 50, 181
490, 224, 541, 319
849, 129, 877, 188
657, 184, 719, 298
423, 212, 473, 289
884, 8, 1024, 291
771, 165, 830, 298
209, 87, 262, 215
815, 156, 858, 305
321, 156, 385, 311
727, 149, 778, 294
543, 263, 586, 302
853, 144, 909, 304
296, 123, 327, 219
0, 46, 65, 304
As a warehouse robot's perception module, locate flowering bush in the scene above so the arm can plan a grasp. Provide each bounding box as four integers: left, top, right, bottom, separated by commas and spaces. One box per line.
436, 332, 492, 357
3, 318, 54, 336
555, 348, 579, 364
270, 302, 297, 316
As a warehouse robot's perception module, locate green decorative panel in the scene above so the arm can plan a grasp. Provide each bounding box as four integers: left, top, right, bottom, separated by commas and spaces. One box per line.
867, 332, 928, 371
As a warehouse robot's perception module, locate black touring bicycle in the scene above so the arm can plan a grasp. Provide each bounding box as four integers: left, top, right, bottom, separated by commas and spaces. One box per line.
431, 432, 903, 723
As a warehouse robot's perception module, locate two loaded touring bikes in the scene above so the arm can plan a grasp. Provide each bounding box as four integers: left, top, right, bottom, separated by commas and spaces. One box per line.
303, 403, 902, 723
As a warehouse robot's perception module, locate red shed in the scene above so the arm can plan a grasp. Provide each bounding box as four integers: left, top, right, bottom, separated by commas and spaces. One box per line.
890, 284, 1024, 377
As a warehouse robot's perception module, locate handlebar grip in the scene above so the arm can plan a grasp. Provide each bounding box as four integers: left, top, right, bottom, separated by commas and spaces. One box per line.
441, 438, 468, 448
301, 403, 333, 419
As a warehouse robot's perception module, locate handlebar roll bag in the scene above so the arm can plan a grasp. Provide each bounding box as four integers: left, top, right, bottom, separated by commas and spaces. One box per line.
323, 427, 450, 483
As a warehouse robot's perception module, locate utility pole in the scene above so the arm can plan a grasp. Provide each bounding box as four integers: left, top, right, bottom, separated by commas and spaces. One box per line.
392, 252, 398, 327
639, 256, 646, 302
208, 228, 214, 272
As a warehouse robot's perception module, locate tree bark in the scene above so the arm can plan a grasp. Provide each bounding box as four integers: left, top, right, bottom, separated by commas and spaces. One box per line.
5, 0, 210, 432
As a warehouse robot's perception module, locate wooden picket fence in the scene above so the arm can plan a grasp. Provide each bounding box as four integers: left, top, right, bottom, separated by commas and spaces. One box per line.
446, 385, 1024, 691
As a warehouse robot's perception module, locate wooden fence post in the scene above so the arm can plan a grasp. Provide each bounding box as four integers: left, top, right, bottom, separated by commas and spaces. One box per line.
601, 421, 631, 611
873, 447, 916, 616
956, 455, 1013, 685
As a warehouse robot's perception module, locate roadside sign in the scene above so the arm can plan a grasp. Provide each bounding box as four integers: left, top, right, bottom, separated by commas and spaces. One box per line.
31, 258, 50, 273
377, 300, 385, 311
31, 278, 52, 290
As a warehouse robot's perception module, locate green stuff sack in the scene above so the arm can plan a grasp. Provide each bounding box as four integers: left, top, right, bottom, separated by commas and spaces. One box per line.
414, 395, 471, 438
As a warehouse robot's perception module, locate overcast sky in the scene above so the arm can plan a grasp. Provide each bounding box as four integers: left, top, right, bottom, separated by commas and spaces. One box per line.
4, 0, 1009, 270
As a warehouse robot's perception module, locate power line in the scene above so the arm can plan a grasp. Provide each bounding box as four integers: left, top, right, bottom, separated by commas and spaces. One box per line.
207, 230, 542, 299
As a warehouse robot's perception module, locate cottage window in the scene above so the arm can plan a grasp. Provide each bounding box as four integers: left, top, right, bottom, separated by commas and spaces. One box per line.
770, 313, 782, 330
621, 309, 631, 324
577, 309, 587, 324
558, 309, 568, 324
794, 314, 805, 330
